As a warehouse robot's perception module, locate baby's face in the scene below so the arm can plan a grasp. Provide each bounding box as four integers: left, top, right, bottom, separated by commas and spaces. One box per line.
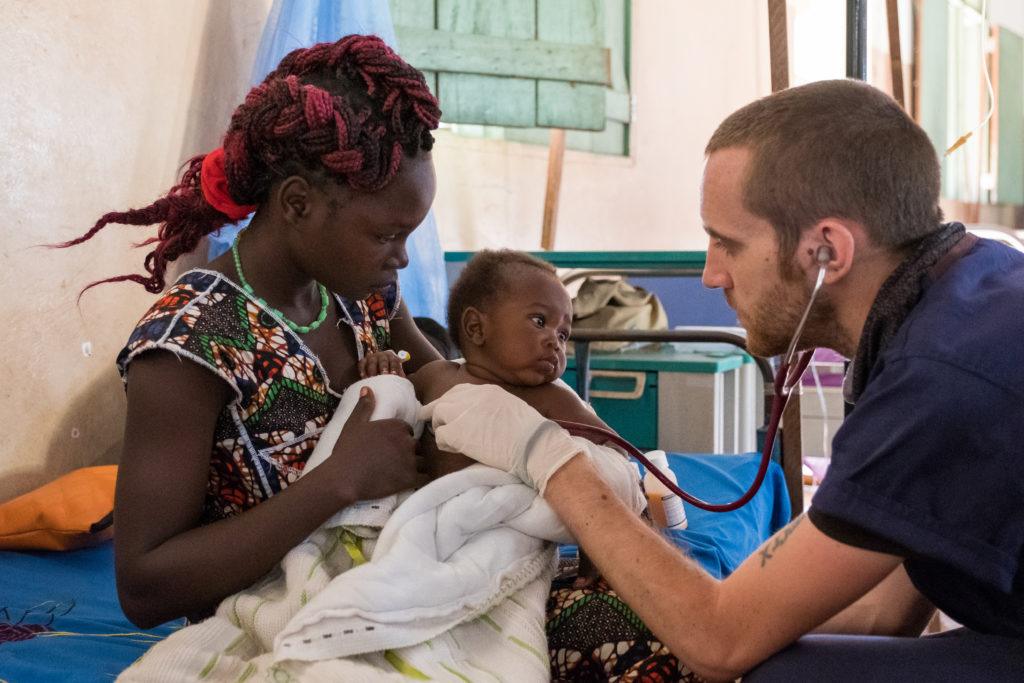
482, 269, 573, 387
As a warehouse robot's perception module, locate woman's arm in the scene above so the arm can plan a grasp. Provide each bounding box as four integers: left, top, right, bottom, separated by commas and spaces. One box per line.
389, 300, 443, 374
115, 352, 420, 628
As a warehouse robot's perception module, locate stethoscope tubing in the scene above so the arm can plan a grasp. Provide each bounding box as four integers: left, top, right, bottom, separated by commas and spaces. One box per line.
555, 264, 826, 512
555, 353, 804, 513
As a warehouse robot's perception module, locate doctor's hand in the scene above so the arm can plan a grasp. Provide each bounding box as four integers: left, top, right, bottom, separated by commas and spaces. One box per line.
418, 383, 585, 492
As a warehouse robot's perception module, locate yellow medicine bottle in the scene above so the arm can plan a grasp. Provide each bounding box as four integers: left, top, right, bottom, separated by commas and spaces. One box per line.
642, 450, 688, 530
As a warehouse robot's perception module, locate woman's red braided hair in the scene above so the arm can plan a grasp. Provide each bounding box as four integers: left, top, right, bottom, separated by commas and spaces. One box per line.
58, 34, 440, 295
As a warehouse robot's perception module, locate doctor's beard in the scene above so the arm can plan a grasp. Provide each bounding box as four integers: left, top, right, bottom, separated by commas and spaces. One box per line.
742, 274, 842, 359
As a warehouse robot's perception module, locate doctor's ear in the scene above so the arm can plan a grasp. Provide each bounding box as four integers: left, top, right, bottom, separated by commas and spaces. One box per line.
803, 220, 856, 280
461, 307, 487, 347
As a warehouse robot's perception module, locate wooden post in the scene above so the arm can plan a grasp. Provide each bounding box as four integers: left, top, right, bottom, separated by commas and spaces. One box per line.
988, 25, 1000, 206
541, 128, 566, 251
767, 0, 789, 92
911, 0, 923, 121
782, 390, 804, 517
886, 0, 906, 109
768, 0, 800, 515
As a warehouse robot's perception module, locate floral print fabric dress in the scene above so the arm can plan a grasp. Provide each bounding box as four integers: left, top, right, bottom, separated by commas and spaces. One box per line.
116, 269, 399, 523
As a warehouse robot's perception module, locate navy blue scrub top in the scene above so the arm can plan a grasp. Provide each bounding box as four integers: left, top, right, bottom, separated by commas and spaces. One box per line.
809, 238, 1024, 638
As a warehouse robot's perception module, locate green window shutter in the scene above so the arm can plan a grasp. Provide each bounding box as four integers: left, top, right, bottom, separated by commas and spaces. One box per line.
390, 0, 610, 129
390, 0, 631, 156
997, 29, 1024, 205
505, 0, 631, 155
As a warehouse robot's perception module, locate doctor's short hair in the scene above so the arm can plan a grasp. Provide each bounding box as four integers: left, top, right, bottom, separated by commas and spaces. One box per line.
706, 79, 942, 260
446, 249, 557, 351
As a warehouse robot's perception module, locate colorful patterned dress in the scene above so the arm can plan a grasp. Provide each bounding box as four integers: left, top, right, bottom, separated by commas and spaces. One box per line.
116, 269, 399, 523
547, 576, 704, 682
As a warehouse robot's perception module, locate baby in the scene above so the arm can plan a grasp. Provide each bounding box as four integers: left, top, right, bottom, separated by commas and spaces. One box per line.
364, 249, 636, 582
360, 249, 617, 441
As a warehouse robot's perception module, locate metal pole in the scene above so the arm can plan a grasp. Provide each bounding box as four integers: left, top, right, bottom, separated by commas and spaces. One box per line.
844, 0, 867, 420
846, 0, 868, 80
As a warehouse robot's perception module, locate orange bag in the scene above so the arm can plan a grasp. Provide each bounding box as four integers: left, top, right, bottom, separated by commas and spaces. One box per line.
0, 465, 117, 551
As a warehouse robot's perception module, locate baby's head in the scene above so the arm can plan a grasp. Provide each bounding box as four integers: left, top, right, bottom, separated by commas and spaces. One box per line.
447, 250, 572, 387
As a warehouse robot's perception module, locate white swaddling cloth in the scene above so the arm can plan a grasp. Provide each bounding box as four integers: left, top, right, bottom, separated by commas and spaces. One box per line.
275, 375, 574, 662
302, 374, 422, 529
120, 375, 643, 681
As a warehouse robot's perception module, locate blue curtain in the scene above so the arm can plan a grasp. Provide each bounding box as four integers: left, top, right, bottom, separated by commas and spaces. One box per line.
208, 0, 448, 324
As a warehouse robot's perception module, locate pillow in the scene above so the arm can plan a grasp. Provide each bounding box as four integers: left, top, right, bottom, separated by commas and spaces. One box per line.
0, 465, 117, 551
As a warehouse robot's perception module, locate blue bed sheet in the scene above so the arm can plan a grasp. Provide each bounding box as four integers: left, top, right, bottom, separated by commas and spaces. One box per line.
0, 452, 788, 681
560, 452, 791, 579
661, 453, 791, 578
0, 542, 183, 682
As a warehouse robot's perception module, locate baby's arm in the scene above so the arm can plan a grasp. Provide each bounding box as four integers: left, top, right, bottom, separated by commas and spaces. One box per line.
410, 361, 478, 480
530, 381, 618, 439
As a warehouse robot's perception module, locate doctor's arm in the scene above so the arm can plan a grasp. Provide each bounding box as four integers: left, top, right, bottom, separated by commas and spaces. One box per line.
543, 454, 906, 681
813, 560, 935, 636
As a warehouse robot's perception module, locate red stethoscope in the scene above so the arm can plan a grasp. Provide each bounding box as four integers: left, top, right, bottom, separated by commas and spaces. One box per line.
557, 249, 831, 512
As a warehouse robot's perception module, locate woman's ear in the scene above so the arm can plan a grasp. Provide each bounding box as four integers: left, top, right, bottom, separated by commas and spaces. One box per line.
275, 176, 313, 225
461, 307, 487, 347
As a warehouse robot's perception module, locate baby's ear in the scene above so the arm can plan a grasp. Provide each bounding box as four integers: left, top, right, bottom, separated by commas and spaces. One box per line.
461, 307, 487, 347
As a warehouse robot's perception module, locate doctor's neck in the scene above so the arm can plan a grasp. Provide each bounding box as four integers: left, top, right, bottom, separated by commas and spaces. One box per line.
821, 248, 908, 359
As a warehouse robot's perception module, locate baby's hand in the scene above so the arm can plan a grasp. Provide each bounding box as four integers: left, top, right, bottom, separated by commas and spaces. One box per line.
359, 350, 407, 378
573, 551, 601, 589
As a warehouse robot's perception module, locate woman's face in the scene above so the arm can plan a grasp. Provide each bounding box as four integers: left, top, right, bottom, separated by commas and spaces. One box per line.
301, 153, 436, 299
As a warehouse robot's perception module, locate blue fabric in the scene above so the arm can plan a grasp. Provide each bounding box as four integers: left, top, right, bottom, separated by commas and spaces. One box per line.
811, 238, 1024, 638
561, 452, 790, 579
660, 453, 791, 578
206, 0, 448, 323
0, 542, 183, 682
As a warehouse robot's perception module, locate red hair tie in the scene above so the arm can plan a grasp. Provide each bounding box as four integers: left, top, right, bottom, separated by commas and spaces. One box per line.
200, 148, 257, 221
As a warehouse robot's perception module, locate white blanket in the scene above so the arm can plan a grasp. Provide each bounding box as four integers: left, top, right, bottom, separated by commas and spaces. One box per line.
119, 376, 642, 682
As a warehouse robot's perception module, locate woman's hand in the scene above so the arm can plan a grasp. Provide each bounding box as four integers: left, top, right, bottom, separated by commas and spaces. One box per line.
324, 387, 423, 500
359, 350, 407, 378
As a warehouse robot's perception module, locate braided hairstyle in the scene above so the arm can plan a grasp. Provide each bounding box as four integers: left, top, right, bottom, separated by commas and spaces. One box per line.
59, 34, 440, 294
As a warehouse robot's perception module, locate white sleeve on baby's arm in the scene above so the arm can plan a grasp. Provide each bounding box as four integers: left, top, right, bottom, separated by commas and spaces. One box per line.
571, 437, 646, 514
303, 374, 422, 475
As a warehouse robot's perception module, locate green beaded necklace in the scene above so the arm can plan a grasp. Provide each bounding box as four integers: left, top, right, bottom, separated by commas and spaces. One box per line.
231, 235, 329, 334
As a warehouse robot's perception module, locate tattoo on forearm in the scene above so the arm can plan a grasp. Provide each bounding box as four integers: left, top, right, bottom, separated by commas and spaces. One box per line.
759, 515, 804, 567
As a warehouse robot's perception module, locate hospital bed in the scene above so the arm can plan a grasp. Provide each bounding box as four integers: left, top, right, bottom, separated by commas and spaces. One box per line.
0, 452, 788, 682
0, 253, 795, 681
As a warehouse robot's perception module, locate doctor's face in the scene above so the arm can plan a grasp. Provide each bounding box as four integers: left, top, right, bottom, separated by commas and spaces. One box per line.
700, 148, 833, 357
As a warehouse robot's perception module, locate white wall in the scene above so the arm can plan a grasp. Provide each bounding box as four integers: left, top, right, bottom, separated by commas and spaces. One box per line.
0, 0, 772, 501
430, 0, 772, 251
991, 0, 1024, 37
0, 0, 269, 501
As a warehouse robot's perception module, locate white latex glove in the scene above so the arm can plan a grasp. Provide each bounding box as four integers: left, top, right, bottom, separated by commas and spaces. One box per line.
418, 383, 586, 494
